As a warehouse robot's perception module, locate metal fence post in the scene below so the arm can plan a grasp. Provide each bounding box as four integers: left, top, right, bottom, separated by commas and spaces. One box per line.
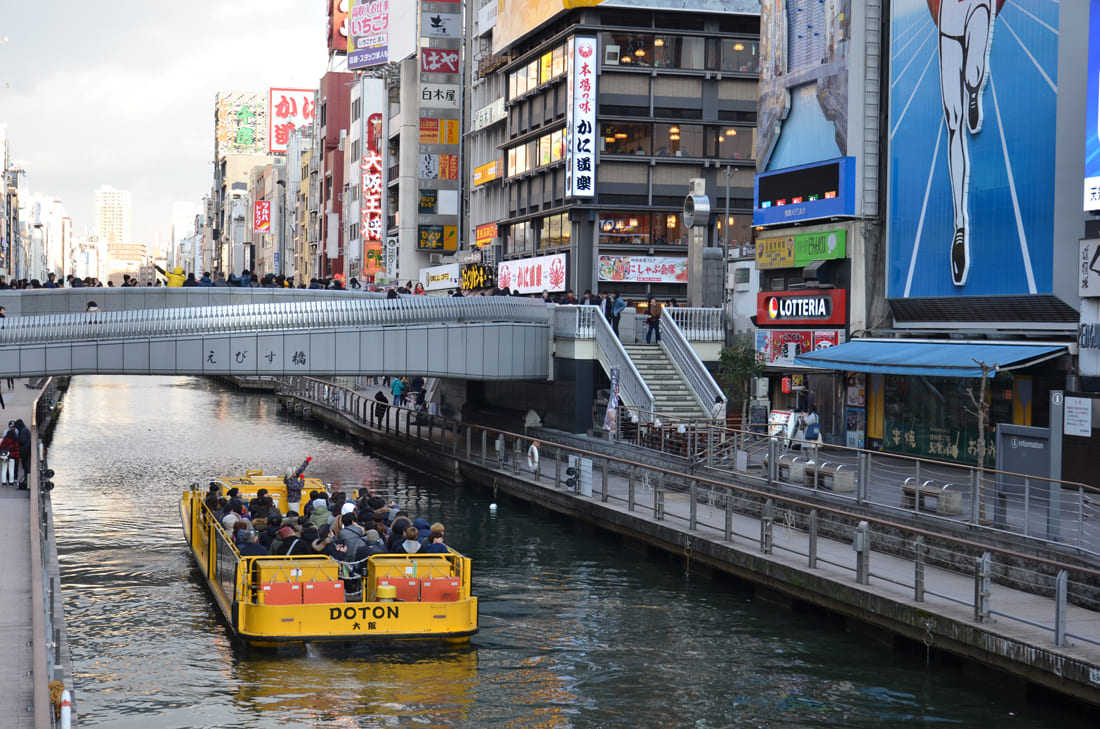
858, 452, 869, 505
808, 509, 818, 568
724, 493, 733, 542
555, 449, 562, 488
767, 437, 777, 486
689, 480, 697, 530
1054, 570, 1068, 647
452, 421, 458, 456
465, 426, 472, 461
481, 430, 487, 464
970, 469, 980, 525
628, 465, 636, 512
513, 439, 520, 475
914, 536, 925, 602
760, 498, 774, 554
601, 459, 609, 502
655, 472, 665, 520
974, 552, 992, 623
854, 521, 870, 584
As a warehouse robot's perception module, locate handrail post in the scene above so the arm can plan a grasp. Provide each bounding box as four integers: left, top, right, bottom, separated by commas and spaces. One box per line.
914, 536, 925, 602
481, 429, 487, 464
1054, 570, 1069, 647
760, 498, 774, 554
689, 480, 697, 530
970, 469, 980, 525
465, 426, 472, 461
974, 552, 992, 623
808, 509, 818, 568
857, 451, 869, 505
854, 521, 870, 585
767, 437, 777, 486
601, 459, 609, 502
452, 421, 458, 456
655, 472, 665, 520
628, 465, 636, 512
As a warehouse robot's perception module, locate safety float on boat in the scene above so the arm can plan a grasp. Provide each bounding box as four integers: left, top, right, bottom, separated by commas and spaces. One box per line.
179, 467, 478, 645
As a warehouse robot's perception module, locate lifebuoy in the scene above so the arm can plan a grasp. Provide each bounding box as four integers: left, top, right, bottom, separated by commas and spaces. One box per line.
527, 443, 540, 471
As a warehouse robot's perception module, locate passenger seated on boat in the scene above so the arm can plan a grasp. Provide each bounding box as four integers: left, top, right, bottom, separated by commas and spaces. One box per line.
371, 514, 389, 542
361, 529, 387, 559
422, 527, 449, 554
226, 487, 244, 515
259, 515, 282, 549
310, 500, 332, 530
337, 512, 367, 554
312, 524, 340, 557
270, 525, 295, 555
204, 484, 222, 513
386, 514, 413, 552
212, 497, 230, 522
297, 519, 321, 555
248, 489, 275, 520
399, 526, 423, 554
222, 510, 242, 532
238, 530, 268, 556
413, 517, 432, 542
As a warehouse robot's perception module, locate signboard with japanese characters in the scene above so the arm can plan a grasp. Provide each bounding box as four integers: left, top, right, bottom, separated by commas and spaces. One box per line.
417, 225, 458, 251
253, 201, 271, 235
419, 189, 438, 214
756, 229, 847, 270
268, 88, 316, 154
473, 158, 504, 186
216, 91, 267, 157
421, 263, 461, 291
565, 36, 597, 198
755, 329, 846, 366
597, 256, 687, 284
348, 0, 390, 69
497, 253, 567, 294
328, 0, 350, 54
421, 11, 460, 38
421, 48, 461, 75
475, 222, 497, 248
461, 263, 496, 291
420, 83, 460, 109
419, 154, 459, 180
1080, 239, 1100, 297
472, 98, 506, 131
419, 118, 460, 145
359, 82, 387, 281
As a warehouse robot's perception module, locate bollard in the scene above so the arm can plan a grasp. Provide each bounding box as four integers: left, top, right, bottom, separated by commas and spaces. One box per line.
974, 552, 992, 623
914, 536, 925, 602
760, 498, 774, 554
853, 521, 870, 585
808, 509, 818, 568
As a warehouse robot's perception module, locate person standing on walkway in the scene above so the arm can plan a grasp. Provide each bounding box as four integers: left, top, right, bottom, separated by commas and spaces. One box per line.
610, 292, 626, 338
15, 418, 30, 487
645, 297, 662, 345
391, 376, 406, 408
373, 390, 389, 428
0, 422, 18, 486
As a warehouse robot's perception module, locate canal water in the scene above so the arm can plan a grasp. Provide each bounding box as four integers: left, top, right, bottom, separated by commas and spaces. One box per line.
49, 376, 1089, 728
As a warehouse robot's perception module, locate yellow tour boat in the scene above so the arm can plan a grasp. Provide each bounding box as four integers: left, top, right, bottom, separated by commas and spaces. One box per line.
179, 466, 478, 645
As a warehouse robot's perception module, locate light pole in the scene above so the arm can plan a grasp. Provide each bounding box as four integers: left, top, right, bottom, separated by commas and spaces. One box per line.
724, 165, 733, 314
275, 178, 286, 277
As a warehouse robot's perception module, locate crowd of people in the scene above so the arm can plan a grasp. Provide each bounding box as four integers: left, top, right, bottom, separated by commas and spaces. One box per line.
204, 479, 450, 571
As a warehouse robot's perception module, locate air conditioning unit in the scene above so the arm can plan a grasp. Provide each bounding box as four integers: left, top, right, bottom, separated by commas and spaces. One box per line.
429, 253, 443, 265
604, 45, 620, 65
752, 377, 769, 399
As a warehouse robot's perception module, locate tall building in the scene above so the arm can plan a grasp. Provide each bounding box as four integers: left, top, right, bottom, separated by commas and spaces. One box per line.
170, 201, 201, 272
94, 185, 131, 246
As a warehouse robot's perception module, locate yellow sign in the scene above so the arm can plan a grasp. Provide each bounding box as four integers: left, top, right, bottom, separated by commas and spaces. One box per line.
473, 158, 504, 185
419, 118, 460, 145
756, 236, 795, 268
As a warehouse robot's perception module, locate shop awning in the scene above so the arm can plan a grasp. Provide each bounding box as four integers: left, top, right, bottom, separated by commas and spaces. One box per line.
793, 340, 1067, 378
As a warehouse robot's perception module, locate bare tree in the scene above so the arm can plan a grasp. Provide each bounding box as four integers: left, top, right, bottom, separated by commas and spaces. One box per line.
963, 359, 997, 523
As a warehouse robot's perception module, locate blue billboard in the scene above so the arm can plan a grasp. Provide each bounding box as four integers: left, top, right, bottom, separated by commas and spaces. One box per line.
887, 0, 1058, 298
753, 157, 856, 227
1086, 0, 1100, 212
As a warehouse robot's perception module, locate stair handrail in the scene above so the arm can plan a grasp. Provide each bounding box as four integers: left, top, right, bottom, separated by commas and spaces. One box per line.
661, 308, 727, 421
666, 306, 724, 341
555, 304, 655, 422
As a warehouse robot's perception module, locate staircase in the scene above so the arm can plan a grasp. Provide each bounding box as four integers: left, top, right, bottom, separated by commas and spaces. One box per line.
623, 344, 708, 421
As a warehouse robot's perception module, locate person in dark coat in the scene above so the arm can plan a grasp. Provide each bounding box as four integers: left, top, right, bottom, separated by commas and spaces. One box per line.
0, 421, 19, 486
373, 390, 389, 427
15, 419, 30, 486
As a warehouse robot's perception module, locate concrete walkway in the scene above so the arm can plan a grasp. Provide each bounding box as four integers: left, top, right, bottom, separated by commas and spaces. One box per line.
0, 378, 42, 727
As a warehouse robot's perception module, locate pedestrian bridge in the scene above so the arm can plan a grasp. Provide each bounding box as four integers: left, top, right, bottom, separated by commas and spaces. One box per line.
0, 288, 727, 419
0, 289, 551, 381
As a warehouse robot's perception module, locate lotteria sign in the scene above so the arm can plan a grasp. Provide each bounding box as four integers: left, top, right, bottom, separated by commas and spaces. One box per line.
757, 289, 847, 327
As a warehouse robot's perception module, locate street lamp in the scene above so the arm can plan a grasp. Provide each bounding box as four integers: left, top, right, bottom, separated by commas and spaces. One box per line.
724, 165, 735, 313
275, 179, 286, 277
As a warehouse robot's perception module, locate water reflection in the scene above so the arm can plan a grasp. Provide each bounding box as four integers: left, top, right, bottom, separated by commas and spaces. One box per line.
49, 376, 1089, 728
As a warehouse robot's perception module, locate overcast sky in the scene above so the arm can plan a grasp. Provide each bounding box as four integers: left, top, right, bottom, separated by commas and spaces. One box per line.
2, 0, 327, 244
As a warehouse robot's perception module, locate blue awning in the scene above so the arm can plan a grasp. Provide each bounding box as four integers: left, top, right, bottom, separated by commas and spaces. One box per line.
793, 340, 1066, 378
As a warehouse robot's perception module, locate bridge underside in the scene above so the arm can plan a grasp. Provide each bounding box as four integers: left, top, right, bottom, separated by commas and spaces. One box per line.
0, 322, 550, 380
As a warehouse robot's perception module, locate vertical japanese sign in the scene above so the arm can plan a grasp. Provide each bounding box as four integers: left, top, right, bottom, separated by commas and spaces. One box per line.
348, 0, 389, 70
565, 35, 597, 198
603, 365, 620, 433
253, 201, 271, 235
268, 88, 316, 154
360, 81, 387, 280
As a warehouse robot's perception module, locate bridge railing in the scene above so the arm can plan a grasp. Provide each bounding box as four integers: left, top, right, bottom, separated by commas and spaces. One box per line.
0, 295, 552, 345
666, 306, 725, 341
280, 375, 1100, 659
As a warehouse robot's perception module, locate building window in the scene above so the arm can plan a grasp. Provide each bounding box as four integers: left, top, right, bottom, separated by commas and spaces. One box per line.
709, 125, 753, 160
653, 212, 686, 246
718, 38, 760, 73
599, 213, 651, 246
600, 122, 652, 155
604, 33, 653, 67
655, 123, 703, 157
651, 35, 706, 70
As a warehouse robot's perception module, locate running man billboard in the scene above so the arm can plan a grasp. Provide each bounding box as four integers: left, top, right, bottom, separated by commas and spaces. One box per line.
886, 1, 1067, 299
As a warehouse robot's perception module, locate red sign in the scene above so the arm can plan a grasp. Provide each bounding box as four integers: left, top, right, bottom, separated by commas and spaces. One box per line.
361, 111, 385, 279
756, 289, 847, 327
475, 222, 497, 247
253, 201, 271, 235
268, 88, 316, 154
328, 0, 350, 54
420, 48, 461, 75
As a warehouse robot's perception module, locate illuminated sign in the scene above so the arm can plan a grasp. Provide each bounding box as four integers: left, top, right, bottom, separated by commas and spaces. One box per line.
417, 225, 457, 251
421, 263, 460, 291
565, 36, 597, 198
756, 329, 844, 366
756, 229, 847, 269
497, 253, 567, 294
756, 289, 847, 327
461, 263, 496, 291
753, 157, 855, 226
473, 159, 504, 186
328, 0, 350, 54
597, 255, 687, 284
253, 201, 271, 235
475, 222, 497, 247
268, 88, 316, 154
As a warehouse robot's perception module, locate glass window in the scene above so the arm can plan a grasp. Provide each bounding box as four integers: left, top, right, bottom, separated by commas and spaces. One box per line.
539, 134, 552, 166
720, 38, 759, 73
604, 33, 652, 67
540, 213, 569, 248
600, 122, 652, 155
710, 125, 754, 160
507, 147, 518, 177
653, 212, 686, 246
526, 60, 539, 91
598, 213, 651, 245
552, 44, 566, 78
716, 214, 752, 247
540, 51, 553, 84
655, 123, 703, 157
551, 129, 564, 162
